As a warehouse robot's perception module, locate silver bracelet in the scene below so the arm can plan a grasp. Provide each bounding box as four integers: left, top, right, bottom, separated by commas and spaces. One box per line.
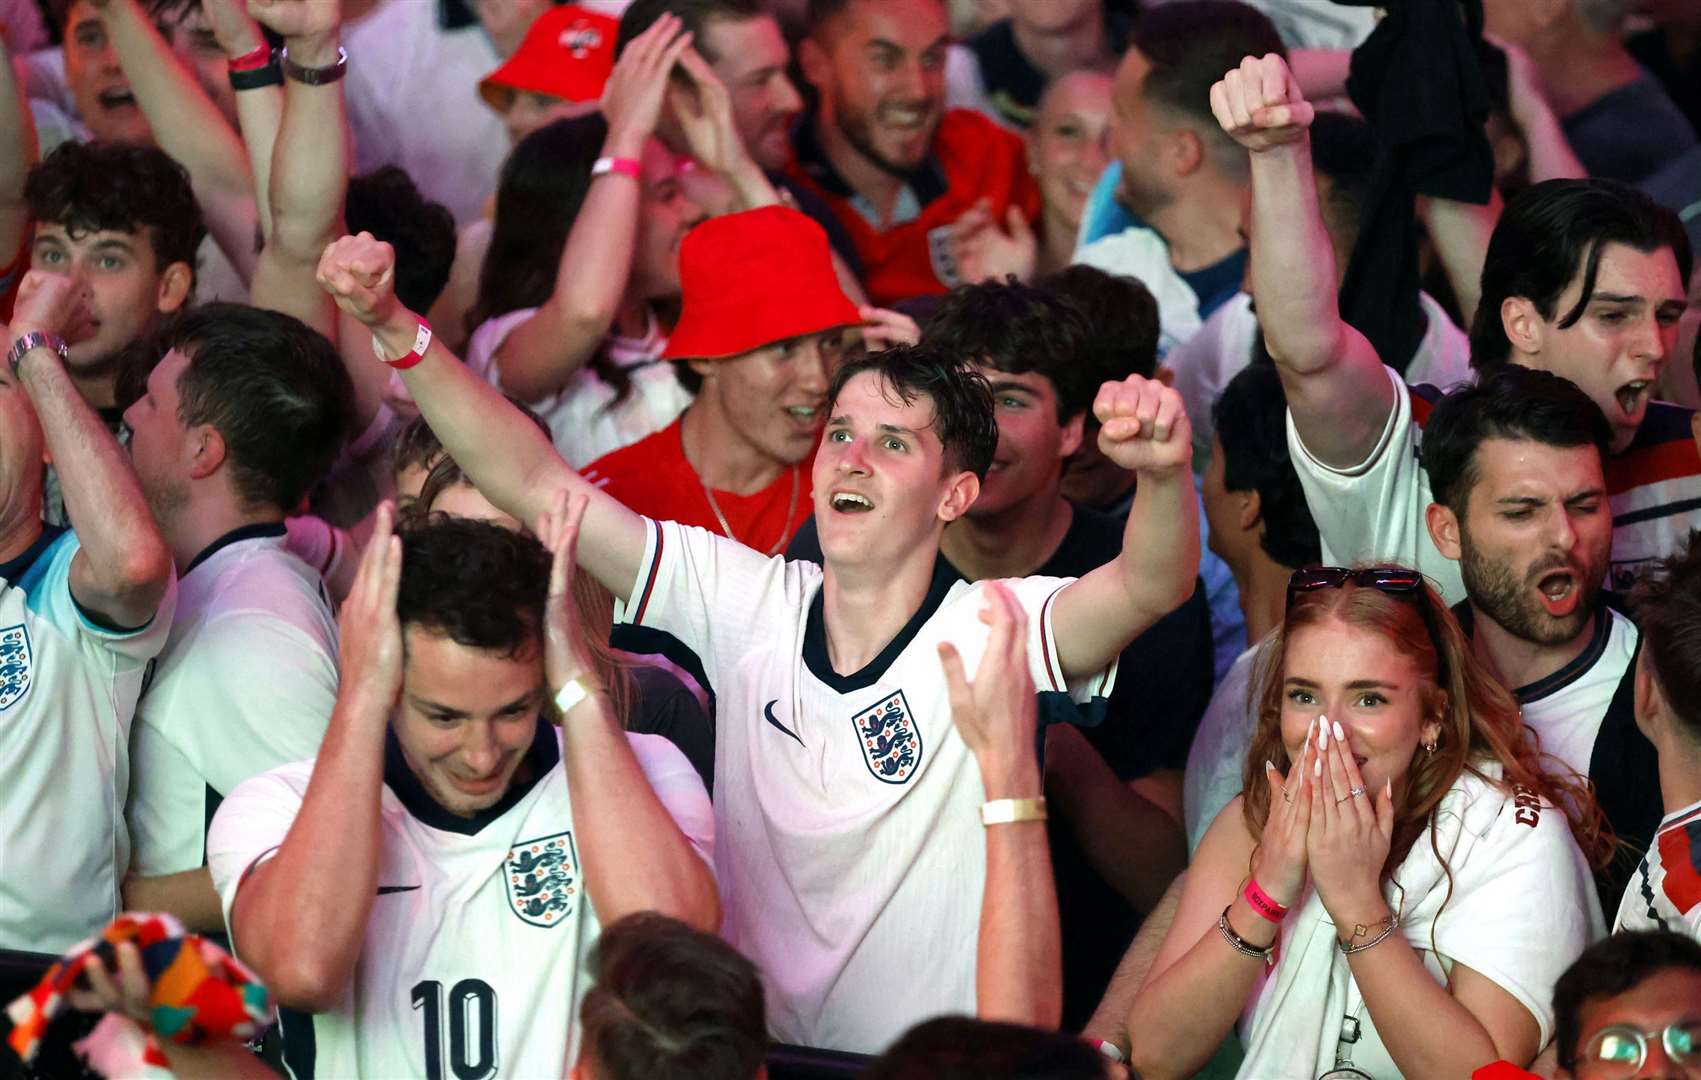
1338, 913, 1401, 955
1217, 906, 1274, 964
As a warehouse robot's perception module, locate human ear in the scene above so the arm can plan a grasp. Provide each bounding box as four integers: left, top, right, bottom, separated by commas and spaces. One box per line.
156, 261, 193, 314
937, 471, 979, 523
1500, 296, 1545, 359
1425, 502, 1462, 562
187, 425, 227, 480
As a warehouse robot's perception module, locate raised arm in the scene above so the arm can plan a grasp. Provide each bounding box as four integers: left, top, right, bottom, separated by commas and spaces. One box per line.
1419, 189, 1501, 331
1494, 36, 1584, 184
1051, 375, 1198, 681
7, 273, 171, 628
225, 507, 397, 1011
938, 582, 1060, 1028
0, 38, 36, 278
541, 494, 719, 931
1212, 54, 1393, 469
203, 0, 282, 240
317, 233, 648, 600
491, 16, 693, 403
93, 0, 260, 283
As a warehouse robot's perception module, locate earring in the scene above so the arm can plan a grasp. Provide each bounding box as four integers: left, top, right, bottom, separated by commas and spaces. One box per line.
1423, 736, 1438, 756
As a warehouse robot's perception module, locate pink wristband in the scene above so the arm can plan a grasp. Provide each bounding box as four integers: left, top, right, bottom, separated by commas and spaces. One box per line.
228, 42, 274, 73
1243, 878, 1288, 923
591, 156, 641, 181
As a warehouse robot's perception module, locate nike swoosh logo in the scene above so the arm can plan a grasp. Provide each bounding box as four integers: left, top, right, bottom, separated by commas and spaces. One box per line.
764, 699, 804, 747
377, 885, 420, 895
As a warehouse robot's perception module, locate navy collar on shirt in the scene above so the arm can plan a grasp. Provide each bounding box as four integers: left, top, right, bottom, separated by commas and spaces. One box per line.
791, 106, 949, 208
1450, 598, 1615, 703
803, 555, 959, 692
382, 716, 560, 836
0, 523, 67, 584
182, 521, 289, 578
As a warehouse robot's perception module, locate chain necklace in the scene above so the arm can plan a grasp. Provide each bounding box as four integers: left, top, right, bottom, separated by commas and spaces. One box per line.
702, 464, 800, 556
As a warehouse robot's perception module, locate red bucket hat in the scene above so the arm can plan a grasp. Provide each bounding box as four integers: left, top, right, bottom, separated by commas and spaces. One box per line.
479, 5, 618, 111
664, 206, 864, 362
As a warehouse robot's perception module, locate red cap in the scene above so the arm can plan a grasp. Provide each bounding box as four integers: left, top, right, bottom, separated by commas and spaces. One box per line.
479, 6, 618, 111
663, 206, 863, 361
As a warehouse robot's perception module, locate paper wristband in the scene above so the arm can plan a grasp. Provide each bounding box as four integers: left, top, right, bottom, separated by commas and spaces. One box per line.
1243, 878, 1289, 923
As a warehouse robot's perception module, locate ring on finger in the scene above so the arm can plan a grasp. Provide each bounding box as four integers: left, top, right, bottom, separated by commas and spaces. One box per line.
1334, 785, 1367, 805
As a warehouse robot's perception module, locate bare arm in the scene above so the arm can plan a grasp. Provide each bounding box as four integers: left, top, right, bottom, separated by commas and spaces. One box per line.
1045, 724, 1186, 913
939, 582, 1061, 1028
541, 495, 719, 931
226, 510, 399, 1011
1080, 872, 1184, 1056
318, 233, 647, 599
8, 274, 171, 628
1419, 190, 1501, 331
204, 0, 282, 241
96, 0, 260, 283
1495, 36, 1584, 183
492, 17, 693, 403
122, 869, 225, 934
1212, 54, 1393, 469
1052, 376, 1199, 681
0, 39, 35, 273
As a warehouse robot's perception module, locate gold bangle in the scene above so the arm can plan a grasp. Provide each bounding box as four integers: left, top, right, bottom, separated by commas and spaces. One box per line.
981, 797, 1047, 826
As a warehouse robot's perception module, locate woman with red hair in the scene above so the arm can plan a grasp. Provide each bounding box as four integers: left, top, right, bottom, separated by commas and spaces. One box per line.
1129, 566, 1611, 1078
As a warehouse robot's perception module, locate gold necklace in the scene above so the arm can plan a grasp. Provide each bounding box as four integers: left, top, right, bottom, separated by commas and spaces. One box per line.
701, 465, 800, 556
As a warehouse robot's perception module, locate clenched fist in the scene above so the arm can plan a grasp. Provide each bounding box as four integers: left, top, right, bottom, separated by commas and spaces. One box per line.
1092, 374, 1191, 475
318, 232, 400, 328
1209, 53, 1314, 154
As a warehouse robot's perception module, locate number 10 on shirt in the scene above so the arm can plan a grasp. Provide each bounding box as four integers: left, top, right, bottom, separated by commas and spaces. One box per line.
412, 978, 499, 1080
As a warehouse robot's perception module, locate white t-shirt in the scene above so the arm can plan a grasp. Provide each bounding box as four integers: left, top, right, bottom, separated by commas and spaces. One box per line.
127, 528, 338, 876
465, 307, 692, 468
1072, 223, 1207, 359
208, 727, 712, 1079
0, 529, 175, 952
615, 519, 1118, 1052
1515, 607, 1638, 781
1615, 798, 1701, 936
1172, 290, 1472, 457
341, 0, 509, 227
1290, 364, 1701, 606
1240, 770, 1600, 1074
1184, 641, 1265, 855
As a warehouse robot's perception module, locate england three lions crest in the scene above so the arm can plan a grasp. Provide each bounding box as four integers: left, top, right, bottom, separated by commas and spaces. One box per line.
853, 691, 922, 784
504, 831, 578, 928
0, 625, 31, 712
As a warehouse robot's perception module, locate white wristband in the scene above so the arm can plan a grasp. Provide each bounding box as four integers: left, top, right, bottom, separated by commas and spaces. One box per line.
553, 675, 599, 715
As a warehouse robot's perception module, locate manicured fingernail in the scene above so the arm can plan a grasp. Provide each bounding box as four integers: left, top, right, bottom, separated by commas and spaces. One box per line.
1265, 759, 1275, 773
1313, 757, 1321, 778
1332, 720, 1345, 742
1318, 722, 1329, 749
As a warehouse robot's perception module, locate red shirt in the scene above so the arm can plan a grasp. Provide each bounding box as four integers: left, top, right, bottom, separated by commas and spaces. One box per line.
582, 418, 812, 556
784, 108, 1040, 306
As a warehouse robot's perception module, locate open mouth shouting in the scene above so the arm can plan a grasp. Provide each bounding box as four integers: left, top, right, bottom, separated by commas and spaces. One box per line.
96, 85, 139, 111
829, 490, 875, 514
1613, 379, 1651, 424
1535, 566, 1580, 618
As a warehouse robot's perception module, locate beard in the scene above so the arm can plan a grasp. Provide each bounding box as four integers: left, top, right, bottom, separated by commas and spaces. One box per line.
1114, 161, 1172, 221
1459, 528, 1603, 648
836, 99, 935, 178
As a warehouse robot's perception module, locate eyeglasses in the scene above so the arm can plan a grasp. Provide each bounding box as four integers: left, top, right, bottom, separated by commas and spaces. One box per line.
1286, 566, 1426, 609
1576, 1022, 1700, 1076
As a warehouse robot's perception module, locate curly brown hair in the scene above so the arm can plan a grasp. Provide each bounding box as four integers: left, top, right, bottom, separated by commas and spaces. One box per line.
1240, 572, 1613, 883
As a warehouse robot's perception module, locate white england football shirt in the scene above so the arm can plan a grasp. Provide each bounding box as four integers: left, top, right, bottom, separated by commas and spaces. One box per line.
1615, 798, 1701, 936
0, 528, 175, 952
129, 526, 339, 875
208, 725, 712, 1079
1289, 364, 1701, 606
615, 519, 1118, 1053
1514, 607, 1638, 780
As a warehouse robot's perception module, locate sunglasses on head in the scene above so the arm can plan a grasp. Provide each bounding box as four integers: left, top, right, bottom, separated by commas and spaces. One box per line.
1286, 566, 1426, 608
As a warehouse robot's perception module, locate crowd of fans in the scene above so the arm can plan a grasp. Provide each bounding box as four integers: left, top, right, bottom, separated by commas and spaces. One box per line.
0, 0, 1699, 1076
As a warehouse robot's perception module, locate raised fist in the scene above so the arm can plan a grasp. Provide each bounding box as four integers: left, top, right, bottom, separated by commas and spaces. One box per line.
1209, 53, 1314, 154
317, 232, 399, 328
247, 0, 339, 45
1093, 373, 1192, 475
10, 271, 94, 344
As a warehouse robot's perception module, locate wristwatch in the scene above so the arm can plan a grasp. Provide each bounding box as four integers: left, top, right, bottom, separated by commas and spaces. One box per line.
280, 44, 348, 86
7, 331, 70, 379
